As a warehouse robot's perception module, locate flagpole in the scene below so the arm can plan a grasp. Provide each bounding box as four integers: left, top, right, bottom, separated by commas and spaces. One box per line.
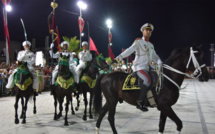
50, 0, 58, 85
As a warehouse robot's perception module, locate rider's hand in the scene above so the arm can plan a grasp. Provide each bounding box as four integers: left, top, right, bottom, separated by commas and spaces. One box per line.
115, 55, 123, 62
50, 43, 54, 49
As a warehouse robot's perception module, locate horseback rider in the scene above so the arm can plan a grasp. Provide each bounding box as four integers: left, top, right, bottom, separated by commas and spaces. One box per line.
75, 41, 92, 83
115, 23, 162, 111
49, 41, 78, 87
6, 41, 39, 96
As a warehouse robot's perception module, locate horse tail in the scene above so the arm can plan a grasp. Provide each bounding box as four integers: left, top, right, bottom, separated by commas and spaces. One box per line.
93, 74, 105, 114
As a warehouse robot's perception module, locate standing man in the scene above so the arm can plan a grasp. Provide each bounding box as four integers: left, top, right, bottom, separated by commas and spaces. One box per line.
76, 41, 92, 83
49, 41, 78, 86
115, 23, 162, 111
6, 41, 39, 96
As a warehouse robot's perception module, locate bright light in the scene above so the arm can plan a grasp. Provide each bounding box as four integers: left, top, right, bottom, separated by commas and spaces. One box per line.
81, 33, 84, 36
77, 1, 87, 10
110, 43, 113, 46
5, 5, 12, 12
106, 19, 112, 29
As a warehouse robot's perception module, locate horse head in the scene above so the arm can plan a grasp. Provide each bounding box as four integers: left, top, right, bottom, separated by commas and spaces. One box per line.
16, 61, 30, 84
92, 54, 109, 71
186, 44, 207, 78
58, 53, 70, 77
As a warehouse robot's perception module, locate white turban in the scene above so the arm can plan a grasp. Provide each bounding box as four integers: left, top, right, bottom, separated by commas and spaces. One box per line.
72, 52, 76, 55
82, 41, 88, 46
61, 41, 69, 47
22, 41, 31, 47
140, 23, 154, 32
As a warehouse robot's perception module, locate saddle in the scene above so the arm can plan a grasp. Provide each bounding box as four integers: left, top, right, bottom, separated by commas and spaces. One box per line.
122, 69, 159, 107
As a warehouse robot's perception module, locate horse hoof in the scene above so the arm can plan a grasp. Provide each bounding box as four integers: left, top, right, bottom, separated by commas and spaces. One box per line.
54, 116, 57, 120
33, 110, 37, 114
89, 115, 93, 119
21, 120, 26, 124
75, 107, 79, 111
20, 115, 23, 119
72, 111, 75, 115
64, 121, 69, 126
82, 115, 87, 121
95, 127, 99, 134
15, 119, 19, 124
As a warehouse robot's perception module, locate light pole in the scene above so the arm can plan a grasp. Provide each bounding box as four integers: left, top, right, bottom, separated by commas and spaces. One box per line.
2, 0, 12, 65
77, 1, 87, 48
106, 19, 113, 58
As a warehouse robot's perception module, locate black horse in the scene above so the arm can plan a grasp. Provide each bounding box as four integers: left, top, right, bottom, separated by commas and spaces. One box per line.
94, 45, 208, 134
14, 61, 37, 124
52, 54, 75, 126
77, 54, 109, 121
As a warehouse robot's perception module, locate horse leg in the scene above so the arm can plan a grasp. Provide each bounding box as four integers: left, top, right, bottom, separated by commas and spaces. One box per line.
89, 92, 93, 119
95, 103, 108, 132
160, 105, 183, 133
20, 97, 24, 119
33, 94, 37, 114
107, 101, 118, 134
53, 95, 58, 120
57, 97, 63, 119
71, 94, 75, 115
82, 91, 88, 121
14, 95, 20, 124
158, 112, 167, 134
64, 96, 70, 126
22, 97, 29, 124
75, 92, 80, 111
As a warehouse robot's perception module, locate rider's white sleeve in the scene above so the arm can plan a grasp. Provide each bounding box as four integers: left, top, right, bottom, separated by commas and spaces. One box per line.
120, 41, 138, 58
49, 50, 60, 59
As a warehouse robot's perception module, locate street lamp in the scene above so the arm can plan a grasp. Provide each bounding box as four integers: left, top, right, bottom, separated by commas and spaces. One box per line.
106, 19, 113, 58
77, 1, 87, 48
2, 0, 12, 65
5, 4, 12, 12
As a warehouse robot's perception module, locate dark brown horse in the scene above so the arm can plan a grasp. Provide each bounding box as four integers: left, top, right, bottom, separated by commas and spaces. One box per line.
94, 45, 208, 134
77, 54, 109, 121
52, 54, 75, 126
14, 61, 37, 124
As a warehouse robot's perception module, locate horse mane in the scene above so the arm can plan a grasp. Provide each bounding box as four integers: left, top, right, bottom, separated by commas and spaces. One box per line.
164, 47, 189, 65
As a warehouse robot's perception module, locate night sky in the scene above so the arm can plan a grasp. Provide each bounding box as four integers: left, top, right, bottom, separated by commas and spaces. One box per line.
0, 0, 215, 65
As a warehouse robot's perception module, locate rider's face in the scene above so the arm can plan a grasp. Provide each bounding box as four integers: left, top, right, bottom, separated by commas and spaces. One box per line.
63, 44, 68, 50
83, 44, 88, 50
142, 28, 152, 39
24, 44, 30, 50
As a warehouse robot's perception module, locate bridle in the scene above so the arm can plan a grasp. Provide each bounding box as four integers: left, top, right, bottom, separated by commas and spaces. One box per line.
160, 47, 206, 90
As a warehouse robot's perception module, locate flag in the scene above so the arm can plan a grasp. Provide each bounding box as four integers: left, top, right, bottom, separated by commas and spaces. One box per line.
56, 26, 60, 46
78, 17, 85, 33
108, 45, 115, 60
90, 37, 99, 55
3, 9, 10, 65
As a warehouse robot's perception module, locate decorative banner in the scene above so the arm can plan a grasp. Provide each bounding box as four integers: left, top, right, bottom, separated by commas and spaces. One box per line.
108, 31, 112, 43
78, 16, 85, 33
2, 0, 11, 5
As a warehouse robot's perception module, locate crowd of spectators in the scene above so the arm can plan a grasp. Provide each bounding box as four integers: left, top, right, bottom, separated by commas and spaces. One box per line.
0, 62, 54, 97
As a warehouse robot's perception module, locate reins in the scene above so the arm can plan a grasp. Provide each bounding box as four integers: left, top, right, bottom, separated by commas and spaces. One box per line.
160, 47, 206, 90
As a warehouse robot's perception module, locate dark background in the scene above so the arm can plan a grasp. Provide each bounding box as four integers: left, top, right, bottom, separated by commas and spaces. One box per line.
0, 0, 215, 65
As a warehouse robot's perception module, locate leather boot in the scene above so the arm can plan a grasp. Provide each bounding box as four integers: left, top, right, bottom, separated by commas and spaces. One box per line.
136, 85, 148, 112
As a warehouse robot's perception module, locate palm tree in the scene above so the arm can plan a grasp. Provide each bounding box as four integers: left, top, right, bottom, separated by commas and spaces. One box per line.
58, 36, 82, 53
